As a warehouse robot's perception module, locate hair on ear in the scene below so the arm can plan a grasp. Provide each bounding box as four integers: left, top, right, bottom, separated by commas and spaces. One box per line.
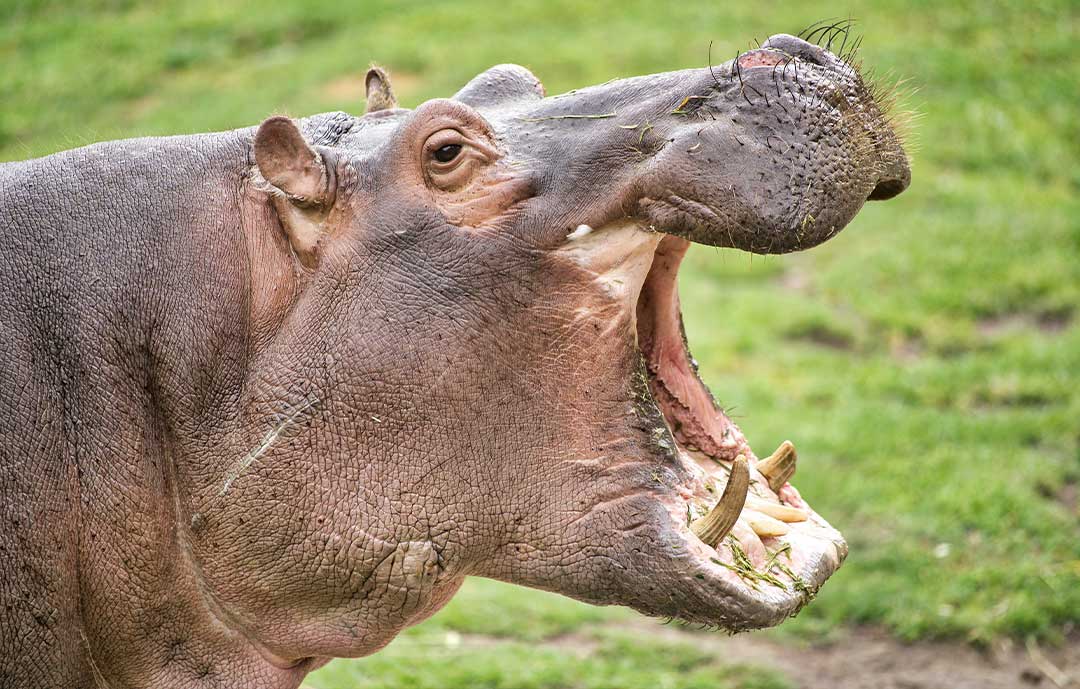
365, 66, 398, 113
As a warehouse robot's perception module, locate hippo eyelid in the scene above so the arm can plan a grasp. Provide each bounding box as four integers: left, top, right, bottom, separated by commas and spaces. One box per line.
424, 129, 472, 174
421, 127, 498, 191
424, 125, 500, 161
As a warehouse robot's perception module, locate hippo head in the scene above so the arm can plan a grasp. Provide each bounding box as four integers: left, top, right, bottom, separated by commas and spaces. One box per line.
244, 32, 909, 652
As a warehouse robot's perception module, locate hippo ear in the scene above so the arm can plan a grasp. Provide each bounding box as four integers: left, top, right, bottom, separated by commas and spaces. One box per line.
453, 64, 545, 107
254, 116, 333, 265
254, 116, 330, 204
365, 66, 397, 113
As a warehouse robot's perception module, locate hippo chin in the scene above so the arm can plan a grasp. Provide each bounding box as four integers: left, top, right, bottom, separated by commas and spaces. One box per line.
0, 33, 908, 689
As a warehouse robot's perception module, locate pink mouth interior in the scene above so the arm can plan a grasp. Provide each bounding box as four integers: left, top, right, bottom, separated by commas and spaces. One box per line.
636, 236, 754, 464
633, 234, 844, 591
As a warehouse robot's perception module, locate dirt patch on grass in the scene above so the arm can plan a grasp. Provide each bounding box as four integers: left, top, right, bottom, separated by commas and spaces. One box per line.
889, 333, 926, 363
1038, 476, 1079, 516
1034, 307, 1074, 333
978, 308, 1074, 338
441, 622, 1080, 688
785, 321, 856, 350
626, 621, 1080, 689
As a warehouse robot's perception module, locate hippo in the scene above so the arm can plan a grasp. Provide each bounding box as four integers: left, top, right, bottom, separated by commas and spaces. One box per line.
0, 31, 909, 689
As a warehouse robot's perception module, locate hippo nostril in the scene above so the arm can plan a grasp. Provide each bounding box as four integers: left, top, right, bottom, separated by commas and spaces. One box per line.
761, 34, 829, 66
868, 178, 908, 201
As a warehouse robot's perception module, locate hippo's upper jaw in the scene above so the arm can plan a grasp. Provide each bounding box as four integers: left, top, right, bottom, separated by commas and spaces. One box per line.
632, 33, 911, 255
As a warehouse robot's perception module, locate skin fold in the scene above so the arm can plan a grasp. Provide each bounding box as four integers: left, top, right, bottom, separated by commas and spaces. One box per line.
0, 33, 908, 689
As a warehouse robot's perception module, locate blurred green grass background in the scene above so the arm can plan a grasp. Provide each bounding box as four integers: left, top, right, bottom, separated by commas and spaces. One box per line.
3, 0, 1077, 686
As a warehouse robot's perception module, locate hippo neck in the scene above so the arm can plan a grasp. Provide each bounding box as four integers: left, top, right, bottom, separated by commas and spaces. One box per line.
0, 131, 325, 687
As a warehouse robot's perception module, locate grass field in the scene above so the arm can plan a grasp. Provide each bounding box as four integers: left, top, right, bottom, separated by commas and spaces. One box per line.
3, 0, 1077, 686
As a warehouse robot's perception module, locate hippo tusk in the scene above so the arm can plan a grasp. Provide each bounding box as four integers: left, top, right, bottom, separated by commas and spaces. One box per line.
756, 440, 797, 493
691, 456, 749, 547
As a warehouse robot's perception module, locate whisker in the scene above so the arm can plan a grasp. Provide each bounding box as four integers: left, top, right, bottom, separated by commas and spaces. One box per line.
837, 19, 855, 56
826, 19, 855, 51
707, 40, 723, 90
797, 17, 836, 41
842, 35, 864, 69
772, 59, 785, 99
804, 22, 837, 45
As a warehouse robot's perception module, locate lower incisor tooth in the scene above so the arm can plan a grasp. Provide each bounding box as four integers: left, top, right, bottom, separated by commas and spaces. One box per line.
746, 497, 808, 523
743, 509, 790, 537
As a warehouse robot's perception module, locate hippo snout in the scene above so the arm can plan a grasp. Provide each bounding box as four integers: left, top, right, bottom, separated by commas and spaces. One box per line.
760, 33, 911, 203
624, 30, 914, 252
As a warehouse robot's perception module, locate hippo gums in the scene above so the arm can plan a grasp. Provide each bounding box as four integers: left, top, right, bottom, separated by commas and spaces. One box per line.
0, 31, 909, 688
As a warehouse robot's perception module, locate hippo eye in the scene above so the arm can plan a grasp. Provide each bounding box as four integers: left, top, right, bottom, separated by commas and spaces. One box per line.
433, 144, 462, 164
423, 126, 498, 191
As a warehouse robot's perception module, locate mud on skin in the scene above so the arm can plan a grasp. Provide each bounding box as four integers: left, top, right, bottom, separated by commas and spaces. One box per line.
0, 29, 908, 689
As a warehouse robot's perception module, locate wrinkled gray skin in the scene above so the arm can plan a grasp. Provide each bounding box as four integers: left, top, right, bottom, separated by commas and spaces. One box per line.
0, 35, 908, 688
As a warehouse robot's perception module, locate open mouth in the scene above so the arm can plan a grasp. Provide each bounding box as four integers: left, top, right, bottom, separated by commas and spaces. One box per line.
558, 219, 848, 627
633, 232, 847, 624
541, 33, 908, 626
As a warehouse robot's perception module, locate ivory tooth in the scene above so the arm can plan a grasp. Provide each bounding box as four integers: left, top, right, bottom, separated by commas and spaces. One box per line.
691, 456, 749, 547
746, 496, 808, 523
756, 440, 797, 493
743, 509, 790, 537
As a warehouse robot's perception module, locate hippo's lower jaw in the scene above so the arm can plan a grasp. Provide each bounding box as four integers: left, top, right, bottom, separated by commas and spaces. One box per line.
558, 220, 846, 630
636, 231, 846, 629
